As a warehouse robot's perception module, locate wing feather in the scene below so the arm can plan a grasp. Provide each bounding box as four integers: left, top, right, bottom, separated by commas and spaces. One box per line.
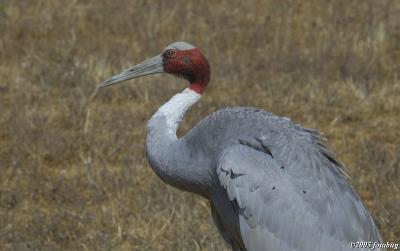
217, 140, 382, 251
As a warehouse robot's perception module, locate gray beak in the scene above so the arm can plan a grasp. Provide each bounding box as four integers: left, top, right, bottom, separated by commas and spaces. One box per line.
99, 54, 164, 88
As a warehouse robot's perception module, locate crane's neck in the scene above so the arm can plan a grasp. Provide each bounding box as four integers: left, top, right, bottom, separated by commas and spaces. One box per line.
146, 88, 209, 195
149, 88, 201, 137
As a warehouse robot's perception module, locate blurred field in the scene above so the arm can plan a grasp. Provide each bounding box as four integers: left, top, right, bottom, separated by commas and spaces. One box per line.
1, 0, 399, 250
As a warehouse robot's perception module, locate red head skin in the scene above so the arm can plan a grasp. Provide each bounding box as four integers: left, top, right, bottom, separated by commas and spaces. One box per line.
163, 48, 210, 94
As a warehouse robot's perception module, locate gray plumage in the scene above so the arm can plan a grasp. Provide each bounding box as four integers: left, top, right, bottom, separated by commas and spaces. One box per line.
147, 107, 382, 251
100, 42, 383, 251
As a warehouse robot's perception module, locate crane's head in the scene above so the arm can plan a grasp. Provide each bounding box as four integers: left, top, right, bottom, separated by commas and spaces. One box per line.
100, 42, 210, 94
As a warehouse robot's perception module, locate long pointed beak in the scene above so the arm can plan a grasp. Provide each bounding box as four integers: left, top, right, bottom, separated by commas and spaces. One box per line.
99, 54, 164, 88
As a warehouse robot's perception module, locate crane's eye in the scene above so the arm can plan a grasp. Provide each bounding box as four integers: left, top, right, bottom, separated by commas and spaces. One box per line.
164, 49, 177, 58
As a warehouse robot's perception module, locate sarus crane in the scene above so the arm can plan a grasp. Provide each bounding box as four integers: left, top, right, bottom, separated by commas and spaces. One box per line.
100, 42, 383, 251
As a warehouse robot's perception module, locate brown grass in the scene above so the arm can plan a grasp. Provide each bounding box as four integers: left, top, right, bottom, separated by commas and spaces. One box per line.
1, 0, 399, 250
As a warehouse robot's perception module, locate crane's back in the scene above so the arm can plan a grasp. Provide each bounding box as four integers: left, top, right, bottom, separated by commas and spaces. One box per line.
182, 107, 382, 251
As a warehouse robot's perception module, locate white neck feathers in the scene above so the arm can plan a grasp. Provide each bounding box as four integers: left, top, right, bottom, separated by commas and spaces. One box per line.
150, 88, 201, 136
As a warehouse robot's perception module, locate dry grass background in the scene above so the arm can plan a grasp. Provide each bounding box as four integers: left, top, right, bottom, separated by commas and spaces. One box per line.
0, 0, 399, 250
